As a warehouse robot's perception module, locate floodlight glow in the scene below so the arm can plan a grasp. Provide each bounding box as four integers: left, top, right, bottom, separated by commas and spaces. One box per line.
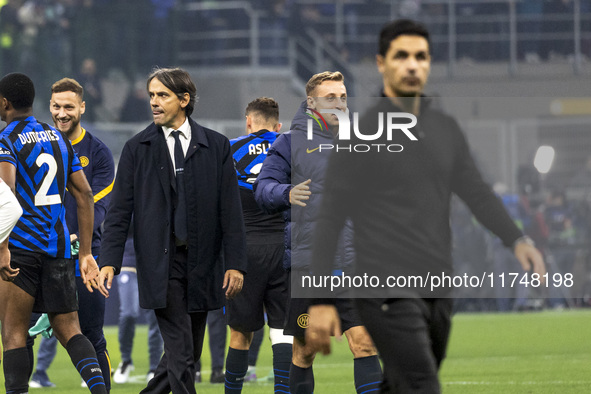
534, 146, 555, 174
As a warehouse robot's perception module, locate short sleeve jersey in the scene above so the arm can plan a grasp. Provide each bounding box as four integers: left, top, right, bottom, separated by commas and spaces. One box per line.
64, 127, 115, 256
231, 129, 279, 190
0, 116, 82, 258
230, 129, 284, 242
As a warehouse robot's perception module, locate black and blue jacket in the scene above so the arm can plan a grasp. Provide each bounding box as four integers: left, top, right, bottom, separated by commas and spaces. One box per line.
65, 127, 115, 257
254, 101, 354, 270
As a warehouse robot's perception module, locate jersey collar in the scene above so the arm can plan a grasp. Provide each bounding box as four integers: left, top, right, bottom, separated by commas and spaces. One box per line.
71, 127, 86, 145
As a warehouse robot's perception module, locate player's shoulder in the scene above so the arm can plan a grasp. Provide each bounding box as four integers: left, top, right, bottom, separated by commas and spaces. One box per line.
27, 116, 56, 132
188, 118, 233, 154
265, 132, 291, 159
81, 128, 112, 153
1, 116, 36, 135
3, 117, 62, 143
196, 121, 229, 145
272, 130, 292, 148
80, 130, 115, 169
125, 122, 162, 153
0, 126, 12, 142
232, 130, 280, 145
229, 134, 255, 157
275, 130, 292, 142
230, 133, 253, 145
259, 129, 280, 143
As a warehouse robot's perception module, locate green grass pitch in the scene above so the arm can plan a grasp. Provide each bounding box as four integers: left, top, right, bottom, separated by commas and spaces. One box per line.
1, 309, 590, 393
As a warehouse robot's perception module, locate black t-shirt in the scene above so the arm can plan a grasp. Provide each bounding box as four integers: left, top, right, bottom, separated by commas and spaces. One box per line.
239, 187, 284, 244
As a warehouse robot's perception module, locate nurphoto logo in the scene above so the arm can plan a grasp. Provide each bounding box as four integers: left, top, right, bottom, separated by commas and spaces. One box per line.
306, 108, 419, 153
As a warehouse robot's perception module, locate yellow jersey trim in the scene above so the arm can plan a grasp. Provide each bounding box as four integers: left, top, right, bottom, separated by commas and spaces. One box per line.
94, 180, 114, 203
71, 127, 86, 146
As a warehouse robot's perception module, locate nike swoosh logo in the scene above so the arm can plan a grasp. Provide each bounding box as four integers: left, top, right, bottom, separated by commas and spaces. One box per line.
306, 147, 320, 153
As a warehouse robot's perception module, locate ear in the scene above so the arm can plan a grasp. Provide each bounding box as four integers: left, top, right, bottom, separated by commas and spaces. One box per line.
245, 115, 253, 133
376, 54, 385, 74
306, 96, 315, 110
0, 97, 9, 111
179, 92, 190, 109
274, 122, 282, 133
80, 100, 86, 115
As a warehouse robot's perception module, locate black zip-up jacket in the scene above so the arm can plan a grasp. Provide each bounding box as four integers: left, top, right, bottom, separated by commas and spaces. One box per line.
311, 97, 523, 297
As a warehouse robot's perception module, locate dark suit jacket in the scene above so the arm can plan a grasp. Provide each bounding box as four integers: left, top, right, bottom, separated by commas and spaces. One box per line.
100, 118, 247, 312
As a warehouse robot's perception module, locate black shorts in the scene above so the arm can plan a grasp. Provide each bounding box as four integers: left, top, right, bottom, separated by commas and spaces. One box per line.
10, 248, 78, 314
284, 291, 363, 338
226, 242, 288, 332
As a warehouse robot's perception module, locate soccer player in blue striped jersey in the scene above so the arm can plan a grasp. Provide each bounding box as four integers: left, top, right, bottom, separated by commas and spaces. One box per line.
29, 77, 115, 391
225, 97, 293, 394
0, 72, 107, 394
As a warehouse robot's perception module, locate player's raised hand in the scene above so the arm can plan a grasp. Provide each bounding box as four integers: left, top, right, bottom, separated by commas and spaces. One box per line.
223, 269, 244, 299
306, 304, 342, 355
97, 266, 115, 298
290, 179, 312, 207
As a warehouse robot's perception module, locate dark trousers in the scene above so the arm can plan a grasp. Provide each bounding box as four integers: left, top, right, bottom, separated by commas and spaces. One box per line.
195, 308, 226, 373
355, 298, 453, 394
76, 276, 108, 355
140, 247, 208, 394
206, 308, 226, 371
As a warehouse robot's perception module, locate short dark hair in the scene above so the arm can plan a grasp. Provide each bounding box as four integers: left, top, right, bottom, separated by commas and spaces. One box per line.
378, 19, 430, 57
147, 67, 197, 116
51, 78, 84, 100
245, 97, 279, 123
305, 71, 344, 96
0, 72, 35, 110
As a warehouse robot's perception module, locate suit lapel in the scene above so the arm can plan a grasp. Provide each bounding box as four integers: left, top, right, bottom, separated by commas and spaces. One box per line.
145, 126, 175, 204
185, 140, 199, 161
185, 119, 209, 161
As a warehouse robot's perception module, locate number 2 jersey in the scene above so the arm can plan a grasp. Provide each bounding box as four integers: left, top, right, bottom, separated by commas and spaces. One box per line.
0, 116, 82, 258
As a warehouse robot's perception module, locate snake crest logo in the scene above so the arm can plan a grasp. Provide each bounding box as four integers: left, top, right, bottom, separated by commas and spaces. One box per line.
297, 313, 309, 328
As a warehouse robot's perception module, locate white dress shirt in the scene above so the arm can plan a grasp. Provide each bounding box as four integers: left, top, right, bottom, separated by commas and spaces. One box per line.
162, 117, 191, 173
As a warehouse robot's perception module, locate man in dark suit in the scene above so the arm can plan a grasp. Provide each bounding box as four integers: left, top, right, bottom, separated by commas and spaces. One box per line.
98, 67, 247, 394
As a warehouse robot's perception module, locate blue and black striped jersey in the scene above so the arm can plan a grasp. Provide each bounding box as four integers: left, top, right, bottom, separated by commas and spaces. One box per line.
230, 129, 284, 242
230, 129, 279, 190
0, 116, 82, 258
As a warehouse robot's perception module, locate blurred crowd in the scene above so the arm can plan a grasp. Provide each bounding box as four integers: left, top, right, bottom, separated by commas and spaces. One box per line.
2, 1, 590, 84
452, 160, 591, 312
435, 0, 591, 63
0, 0, 177, 110
0, 0, 179, 78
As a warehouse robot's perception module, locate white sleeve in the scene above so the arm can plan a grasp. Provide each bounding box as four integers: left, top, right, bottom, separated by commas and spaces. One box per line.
0, 180, 22, 243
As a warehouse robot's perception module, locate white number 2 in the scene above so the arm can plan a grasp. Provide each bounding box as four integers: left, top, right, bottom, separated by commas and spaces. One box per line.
35, 153, 62, 206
